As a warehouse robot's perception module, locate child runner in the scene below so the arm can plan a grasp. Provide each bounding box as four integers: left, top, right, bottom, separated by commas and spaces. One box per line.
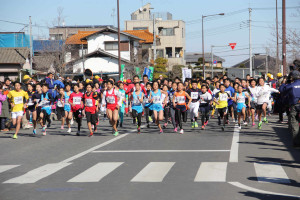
118, 82, 126, 127
173, 82, 192, 134
7, 82, 29, 139
187, 80, 201, 128
162, 85, 170, 128
234, 85, 251, 129
69, 84, 84, 136
199, 85, 212, 129
169, 82, 178, 131
143, 82, 152, 128
64, 84, 73, 133
25, 83, 35, 128
214, 84, 230, 131
56, 87, 66, 130
83, 83, 98, 137
130, 82, 144, 134
32, 84, 42, 134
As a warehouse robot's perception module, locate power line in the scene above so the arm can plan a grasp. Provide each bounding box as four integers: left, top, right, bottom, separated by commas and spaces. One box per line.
0, 19, 49, 29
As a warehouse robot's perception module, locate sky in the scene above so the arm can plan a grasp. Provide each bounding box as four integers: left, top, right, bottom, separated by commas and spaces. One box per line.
0, 0, 299, 67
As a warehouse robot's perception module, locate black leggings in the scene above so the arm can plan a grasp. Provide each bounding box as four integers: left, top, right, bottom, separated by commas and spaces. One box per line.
200, 105, 210, 126
164, 107, 170, 123
175, 109, 187, 129
42, 110, 51, 125
132, 110, 142, 127
144, 107, 153, 124
73, 109, 82, 131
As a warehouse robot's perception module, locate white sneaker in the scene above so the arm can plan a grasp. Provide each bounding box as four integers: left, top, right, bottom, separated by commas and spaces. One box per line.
67, 128, 71, 133
238, 125, 241, 129
243, 121, 248, 125
180, 129, 184, 134
70, 118, 74, 125
232, 119, 235, 123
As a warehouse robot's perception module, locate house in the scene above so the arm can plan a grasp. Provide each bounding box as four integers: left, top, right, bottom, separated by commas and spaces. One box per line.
125, 3, 186, 69
185, 52, 225, 77
49, 25, 113, 40
65, 26, 142, 76
227, 55, 277, 79
0, 47, 30, 81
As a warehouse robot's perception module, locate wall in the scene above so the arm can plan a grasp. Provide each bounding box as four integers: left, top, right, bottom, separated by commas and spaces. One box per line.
72, 57, 119, 74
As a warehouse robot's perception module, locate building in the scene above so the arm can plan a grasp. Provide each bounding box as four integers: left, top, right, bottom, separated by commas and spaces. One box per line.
0, 32, 30, 48
185, 52, 225, 77
125, 3, 185, 68
49, 25, 113, 40
65, 26, 141, 76
227, 55, 277, 79
0, 47, 30, 81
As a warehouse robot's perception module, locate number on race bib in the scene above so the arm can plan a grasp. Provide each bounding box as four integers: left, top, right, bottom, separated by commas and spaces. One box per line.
106, 96, 115, 104
86, 99, 93, 107
14, 96, 23, 105
57, 100, 63, 107
191, 92, 199, 100
176, 96, 185, 104
73, 97, 81, 105
153, 96, 161, 104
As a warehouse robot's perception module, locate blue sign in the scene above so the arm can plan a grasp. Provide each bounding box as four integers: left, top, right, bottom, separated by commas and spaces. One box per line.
213, 60, 217, 64
143, 67, 151, 79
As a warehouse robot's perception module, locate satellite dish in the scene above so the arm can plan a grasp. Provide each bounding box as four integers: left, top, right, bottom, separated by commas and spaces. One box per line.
143, 8, 147, 11
139, 8, 143, 12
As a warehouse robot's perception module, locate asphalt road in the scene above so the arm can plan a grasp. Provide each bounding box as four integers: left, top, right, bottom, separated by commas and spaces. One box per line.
0, 114, 300, 200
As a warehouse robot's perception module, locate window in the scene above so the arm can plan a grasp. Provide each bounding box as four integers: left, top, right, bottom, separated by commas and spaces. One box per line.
156, 49, 164, 58
175, 47, 183, 58
166, 47, 172, 58
120, 41, 129, 51
133, 27, 148, 30
159, 28, 174, 36
105, 42, 118, 50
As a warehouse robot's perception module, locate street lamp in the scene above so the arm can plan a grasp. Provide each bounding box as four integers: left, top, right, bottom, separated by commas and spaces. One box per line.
202, 13, 224, 78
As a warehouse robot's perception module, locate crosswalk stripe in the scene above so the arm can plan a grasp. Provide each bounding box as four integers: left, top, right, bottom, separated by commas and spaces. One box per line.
254, 162, 291, 183
194, 162, 227, 182
0, 165, 19, 174
67, 162, 124, 183
131, 162, 175, 182
3, 163, 71, 184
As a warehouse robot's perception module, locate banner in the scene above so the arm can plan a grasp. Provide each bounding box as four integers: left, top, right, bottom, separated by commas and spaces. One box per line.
120, 64, 125, 81
149, 66, 154, 81
182, 68, 192, 82
135, 67, 141, 79
143, 67, 151, 80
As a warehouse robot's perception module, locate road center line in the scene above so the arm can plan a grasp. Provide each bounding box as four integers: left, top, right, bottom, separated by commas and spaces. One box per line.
229, 125, 240, 163
92, 150, 230, 153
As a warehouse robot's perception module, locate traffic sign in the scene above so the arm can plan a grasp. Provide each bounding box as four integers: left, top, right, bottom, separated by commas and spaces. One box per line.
213, 60, 217, 64
229, 43, 237, 50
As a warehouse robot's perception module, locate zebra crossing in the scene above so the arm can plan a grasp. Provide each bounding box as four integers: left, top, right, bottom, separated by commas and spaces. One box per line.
0, 162, 293, 184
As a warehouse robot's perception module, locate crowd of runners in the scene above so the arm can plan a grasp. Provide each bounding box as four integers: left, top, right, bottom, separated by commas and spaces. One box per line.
0, 69, 292, 140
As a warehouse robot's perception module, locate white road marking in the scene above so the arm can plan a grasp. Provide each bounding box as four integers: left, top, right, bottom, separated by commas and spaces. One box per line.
131, 162, 175, 182
229, 125, 240, 162
229, 182, 300, 198
3, 163, 71, 184
92, 150, 230, 153
60, 134, 129, 163
254, 162, 291, 183
67, 162, 123, 183
0, 165, 19, 173
194, 162, 228, 182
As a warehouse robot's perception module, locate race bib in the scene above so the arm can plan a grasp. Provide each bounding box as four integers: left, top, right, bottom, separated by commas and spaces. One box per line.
143, 97, 149, 104
40, 100, 50, 107
86, 99, 93, 107
28, 98, 34, 106
220, 94, 228, 101
120, 92, 125, 99
14, 96, 23, 105
106, 96, 115, 104
153, 96, 161, 104
176, 96, 185, 104
73, 97, 81, 105
133, 98, 141, 106
191, 92, 199, 100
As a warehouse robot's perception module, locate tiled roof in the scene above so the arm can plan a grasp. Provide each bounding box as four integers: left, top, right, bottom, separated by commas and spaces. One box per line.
0, 47, 30, 64
65, 31, 97, 45
123, 30, 156, 44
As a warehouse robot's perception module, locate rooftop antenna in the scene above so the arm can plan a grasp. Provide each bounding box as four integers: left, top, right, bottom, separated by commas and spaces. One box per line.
111, 8, 116, 27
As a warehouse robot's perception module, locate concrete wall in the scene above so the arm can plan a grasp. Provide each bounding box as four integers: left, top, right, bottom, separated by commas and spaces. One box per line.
49, 27, 104, 40
72, 57, 119, 74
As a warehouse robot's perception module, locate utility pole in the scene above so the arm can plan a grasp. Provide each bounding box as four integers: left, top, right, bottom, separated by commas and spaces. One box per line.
282, 0, 287, 75
202, 15, 205, 78
153, 13, 156, 62
266, 50, 269, 75
249, 8, 252, 77
82, 44, 85, 80
29, 16, 33, 76
211, 45, 214, 78
117, 0, 121, 79
276, 0, 279, 73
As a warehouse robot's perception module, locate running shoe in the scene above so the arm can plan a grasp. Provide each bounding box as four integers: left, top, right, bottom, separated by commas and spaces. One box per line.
159, 129, 163, 134
218, 120, 221, 126
61, 125, 64, 130
120, 122, 123, 127
238, 125, 241, 129
263, 117, 268, 123
92, 125, 94, 130
42, 130, 47, 136
174, 127, 178, 132
89, 132, 93, 137
137, 128, 141, 134
201, 125, 205, 130
258, 121, 262, 129
243, 121, 248, 126
255, 114, 258, 121
67, 128, 71, 133
149, 116, 153, 122
221, 126, 225, 131
194, 121, 199, 128
70, 118, 74, 125
12, 134, 18, 139
191, 122, 195, 128
163, 123, 168, 129
252, 122, 256, 126
94, 126, 97, 132
204, 121, 208, 126
180, 129, 184, 134
232, 119, 236, 123
113, 131, 119, 136
76, 131, 80, 136
33, 129, 36, 135
147, 124, 150, 128
42, 126, 46, 133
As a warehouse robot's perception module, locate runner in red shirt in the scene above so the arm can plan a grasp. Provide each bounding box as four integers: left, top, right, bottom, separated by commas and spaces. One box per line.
83, 83, 98, 137
69, 84, 84, 136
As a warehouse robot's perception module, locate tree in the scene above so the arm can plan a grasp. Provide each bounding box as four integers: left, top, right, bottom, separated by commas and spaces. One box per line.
238, 63, 246, 68
170, 65, 184, 79
153, 57, 168, 79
